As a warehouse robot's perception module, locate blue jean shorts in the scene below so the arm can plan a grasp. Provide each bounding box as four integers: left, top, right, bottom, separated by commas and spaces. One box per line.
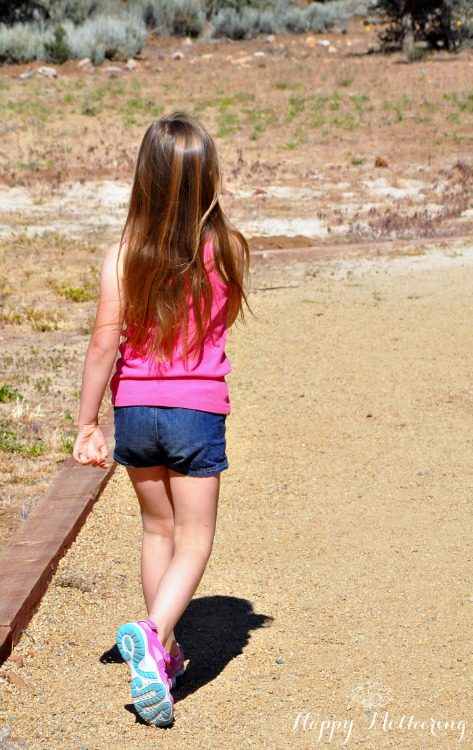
113, 406, 229, 477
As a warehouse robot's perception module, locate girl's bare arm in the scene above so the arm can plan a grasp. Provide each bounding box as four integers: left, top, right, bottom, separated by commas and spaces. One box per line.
73, 242, 122, 468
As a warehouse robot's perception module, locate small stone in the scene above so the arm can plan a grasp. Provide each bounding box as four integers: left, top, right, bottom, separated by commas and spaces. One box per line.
78, 58, 91, 68
7, 672, 28, 688
184, 37, 193, 46
266, 35, 275, 43
124, 59, 138, 71
103, 66, 123, 74
318, 40, 330, 47
275, 657, 284, 664
328, 45, 338, 54
19, 70, 37, 79
305, 36, 317, 48
9, 654, 24, 667
254, 51, 266, 58
0, 670, 6, 679
172, 52, 184, 60
37, 66, 57, 78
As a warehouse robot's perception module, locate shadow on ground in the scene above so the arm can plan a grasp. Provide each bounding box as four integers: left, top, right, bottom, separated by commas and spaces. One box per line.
100, 595, 273, 714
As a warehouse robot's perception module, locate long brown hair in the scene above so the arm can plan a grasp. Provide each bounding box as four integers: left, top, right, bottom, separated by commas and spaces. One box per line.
119, 111, 250, 361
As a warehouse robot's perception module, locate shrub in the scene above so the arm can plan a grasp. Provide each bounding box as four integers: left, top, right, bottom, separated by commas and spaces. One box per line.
0, 22, 46, 62
64, 14, 146, 63
137, 0, 205, 36
210, 0, 373, 38
44, 23, 70, 63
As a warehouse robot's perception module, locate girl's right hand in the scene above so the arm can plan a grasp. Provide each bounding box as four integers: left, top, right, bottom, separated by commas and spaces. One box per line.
73, 424, 110, 469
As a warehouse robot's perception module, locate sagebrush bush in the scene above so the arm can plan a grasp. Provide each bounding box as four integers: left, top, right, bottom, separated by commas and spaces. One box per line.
210, 0, 372, 38
0, 22, 46, 62
138, 0, 204, 36
64, 14, 146, 64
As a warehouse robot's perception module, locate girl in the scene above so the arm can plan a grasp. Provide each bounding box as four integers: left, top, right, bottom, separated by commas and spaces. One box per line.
72, 112, 250, 727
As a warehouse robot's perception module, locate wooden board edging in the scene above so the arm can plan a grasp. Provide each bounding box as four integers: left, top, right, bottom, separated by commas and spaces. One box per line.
0, 407, 116, 664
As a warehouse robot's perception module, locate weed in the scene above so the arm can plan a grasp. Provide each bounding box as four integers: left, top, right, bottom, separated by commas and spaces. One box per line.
25, 307, 62, 332
289, 95, 306, 119
0, 384, 22, 402
351, 156, 365, 165
60, 436, 74, 454
52, 283, 95, 302
216, 109, 241, 138
35, 377, 51, 394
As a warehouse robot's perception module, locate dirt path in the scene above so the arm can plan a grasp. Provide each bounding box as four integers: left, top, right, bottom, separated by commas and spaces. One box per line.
1, 243, 471, 748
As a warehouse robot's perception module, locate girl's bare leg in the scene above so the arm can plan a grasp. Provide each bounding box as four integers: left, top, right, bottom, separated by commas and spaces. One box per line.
148, 470, 220, 651
126, 466, 179, 654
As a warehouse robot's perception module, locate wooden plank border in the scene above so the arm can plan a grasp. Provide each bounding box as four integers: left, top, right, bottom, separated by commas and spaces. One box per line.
0, 407, 116, 664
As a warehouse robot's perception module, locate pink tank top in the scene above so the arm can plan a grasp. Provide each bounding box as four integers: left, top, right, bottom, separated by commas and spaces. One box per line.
110, 239, 231, 414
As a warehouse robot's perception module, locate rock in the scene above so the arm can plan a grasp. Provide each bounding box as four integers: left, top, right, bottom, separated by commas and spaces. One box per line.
305, 36, 317, 48
172, 52, 184, 60
266, 35, 275, 44
77, 58, 91, 68
254, 51, 265, 58
276, 657, 284, 664
37, 66, 57, 79
19, 70, 37, 79
7, 672, 28, 688
103, 66, 123, 74
124, 59, 138, 71
184, 37, 193, 46
0, 670, 6, 679
328, 45, 338, 54
9, 654, 24, 667
318, 40, 330, 47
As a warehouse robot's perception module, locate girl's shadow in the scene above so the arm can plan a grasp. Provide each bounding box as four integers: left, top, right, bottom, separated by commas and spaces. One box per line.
100, 595, 273, 708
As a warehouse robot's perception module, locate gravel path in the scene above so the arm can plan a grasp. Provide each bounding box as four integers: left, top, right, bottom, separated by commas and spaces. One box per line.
1, 244, 472, 749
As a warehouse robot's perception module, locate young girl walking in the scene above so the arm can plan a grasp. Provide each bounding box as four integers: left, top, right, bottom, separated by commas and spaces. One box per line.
72, 112, 249, 727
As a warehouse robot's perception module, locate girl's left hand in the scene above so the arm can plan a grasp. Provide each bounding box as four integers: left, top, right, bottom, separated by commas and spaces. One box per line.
73, 424, 110, 469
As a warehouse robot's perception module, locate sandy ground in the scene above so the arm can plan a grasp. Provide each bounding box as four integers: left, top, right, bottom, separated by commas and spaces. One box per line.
1, 241, 472, 749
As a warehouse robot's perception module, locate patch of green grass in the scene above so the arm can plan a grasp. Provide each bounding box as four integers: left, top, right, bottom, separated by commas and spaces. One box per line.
0, 383, 22, 402
284, 140, 298, 150
337, 78, 353, 88
351, 156, 365, 166
60, 436, 74, 454
0, 419, 45, 456
25, 307, 62, 332
35, 377, 51, 393
332, 113, 359, 131
216, 109, 241, 138
52, 283, 95, 302
288, 95, 306, 119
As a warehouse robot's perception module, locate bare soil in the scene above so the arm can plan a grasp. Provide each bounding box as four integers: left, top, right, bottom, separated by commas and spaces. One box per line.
1, 242, 472, 748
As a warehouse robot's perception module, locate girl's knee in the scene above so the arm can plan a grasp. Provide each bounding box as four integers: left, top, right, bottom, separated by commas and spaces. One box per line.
142, 514, 175, 538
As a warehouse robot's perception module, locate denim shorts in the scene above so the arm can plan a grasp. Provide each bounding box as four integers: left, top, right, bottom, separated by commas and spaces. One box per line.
113, 406, 229, 476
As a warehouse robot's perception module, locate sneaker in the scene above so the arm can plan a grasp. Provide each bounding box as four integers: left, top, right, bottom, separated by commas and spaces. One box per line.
116, 619, 174, 727
166, 644, 185, 688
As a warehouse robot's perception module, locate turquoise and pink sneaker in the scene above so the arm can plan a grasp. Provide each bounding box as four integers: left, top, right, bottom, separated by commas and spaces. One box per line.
116, 619, 174, 727
166, 644, 185, 688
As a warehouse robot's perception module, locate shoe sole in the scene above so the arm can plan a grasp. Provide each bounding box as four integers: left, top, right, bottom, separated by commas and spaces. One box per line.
169, 665, 185, 689
116, 622, 173, 727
